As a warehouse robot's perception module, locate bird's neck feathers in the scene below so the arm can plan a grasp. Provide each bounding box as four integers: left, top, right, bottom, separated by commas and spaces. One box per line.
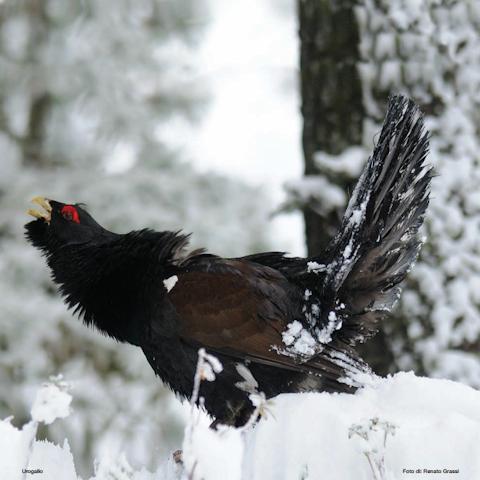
47, 229, 189, 345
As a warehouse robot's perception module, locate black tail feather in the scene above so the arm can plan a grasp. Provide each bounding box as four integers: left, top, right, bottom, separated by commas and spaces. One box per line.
310, 95, 431, 348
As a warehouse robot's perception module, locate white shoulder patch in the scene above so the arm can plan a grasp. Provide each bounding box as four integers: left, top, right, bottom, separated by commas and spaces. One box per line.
163, 275, 178, 293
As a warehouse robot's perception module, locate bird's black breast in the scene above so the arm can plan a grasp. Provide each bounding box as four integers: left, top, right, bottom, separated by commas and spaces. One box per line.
142, 338, 197, 401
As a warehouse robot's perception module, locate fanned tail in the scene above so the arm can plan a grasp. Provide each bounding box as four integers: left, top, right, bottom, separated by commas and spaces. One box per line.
310, 94, 431, 349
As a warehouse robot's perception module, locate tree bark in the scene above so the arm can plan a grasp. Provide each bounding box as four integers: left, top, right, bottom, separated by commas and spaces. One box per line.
297, 0, 364, 256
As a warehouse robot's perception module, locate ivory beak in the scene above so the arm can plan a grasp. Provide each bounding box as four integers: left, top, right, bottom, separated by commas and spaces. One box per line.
27, 197, 52, 223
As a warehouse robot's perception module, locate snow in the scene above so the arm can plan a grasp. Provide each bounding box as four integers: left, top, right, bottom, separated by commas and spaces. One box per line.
183, 424, 244, 480
285, 146, 370, 219
315, 312, 340, 345
314, 146, 366, 178
183, 372, 480, 480
0, 420, 36, 480
31, 382, 72, 425
27, 439, 77, 480
0, 380, 77, 480
286, 175, 347, 215
349, 198, 369, 228
282, 320, 304, 345
307, 261, 326, 274
282, 320, 317, 356
163, 275, 179, 293
2, 372, 480, 479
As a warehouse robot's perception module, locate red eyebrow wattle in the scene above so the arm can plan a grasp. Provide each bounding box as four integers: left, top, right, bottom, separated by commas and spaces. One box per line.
61, 205, 80, 224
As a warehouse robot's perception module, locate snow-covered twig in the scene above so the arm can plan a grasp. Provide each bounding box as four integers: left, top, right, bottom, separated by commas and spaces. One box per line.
234, 363, 273, 433
237, 392, 268, 433
183, 349, 223, 479
348, 417, 397, 480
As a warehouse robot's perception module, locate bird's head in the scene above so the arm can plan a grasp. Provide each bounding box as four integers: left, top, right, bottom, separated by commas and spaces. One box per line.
25, 197, 136, 341
24, 196, 182, 344
25, 197, 115, 255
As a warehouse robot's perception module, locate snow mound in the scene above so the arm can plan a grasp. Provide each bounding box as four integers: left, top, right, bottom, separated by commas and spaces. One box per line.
1, 373, 479, 479
184, 372, 480, 480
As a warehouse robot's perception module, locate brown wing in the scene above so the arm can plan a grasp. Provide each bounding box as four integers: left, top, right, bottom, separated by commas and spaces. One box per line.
168, 260, 306, 371
168, 259, 366, 390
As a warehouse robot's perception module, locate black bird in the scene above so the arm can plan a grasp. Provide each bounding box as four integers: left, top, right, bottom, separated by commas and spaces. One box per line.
25, 95, 431, 426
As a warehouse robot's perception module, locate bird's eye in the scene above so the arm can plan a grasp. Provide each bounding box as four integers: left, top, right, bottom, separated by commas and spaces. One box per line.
61, 205, 80, 224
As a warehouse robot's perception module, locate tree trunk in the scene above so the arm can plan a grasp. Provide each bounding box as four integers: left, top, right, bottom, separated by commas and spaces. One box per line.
297, 0, 364, 256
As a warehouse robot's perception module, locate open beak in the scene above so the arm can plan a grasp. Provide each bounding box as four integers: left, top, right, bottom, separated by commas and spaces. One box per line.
28, 197, 52, 223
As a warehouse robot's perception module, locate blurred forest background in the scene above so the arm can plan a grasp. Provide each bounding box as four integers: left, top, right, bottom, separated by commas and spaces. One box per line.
0, 0, 479, 476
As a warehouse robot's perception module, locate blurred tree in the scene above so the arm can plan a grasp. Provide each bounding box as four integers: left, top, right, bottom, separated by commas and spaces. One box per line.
0, 0, 205, 170
0, 0, 274, 476
294, 0, 480, 384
